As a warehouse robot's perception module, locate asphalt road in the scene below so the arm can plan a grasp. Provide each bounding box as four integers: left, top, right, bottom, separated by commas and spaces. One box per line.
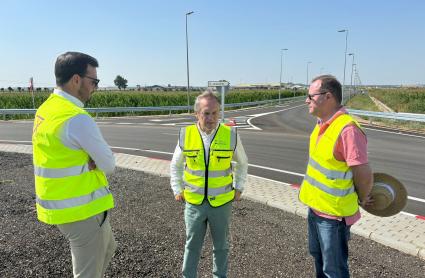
1, 101, 424, 216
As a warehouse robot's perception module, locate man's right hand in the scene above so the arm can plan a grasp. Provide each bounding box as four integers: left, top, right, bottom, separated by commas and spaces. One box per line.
175, 193, 185, 202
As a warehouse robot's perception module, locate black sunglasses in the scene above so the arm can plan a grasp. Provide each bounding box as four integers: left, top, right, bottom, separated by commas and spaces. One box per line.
307, 92, 327, 100
82, 75, 100, 87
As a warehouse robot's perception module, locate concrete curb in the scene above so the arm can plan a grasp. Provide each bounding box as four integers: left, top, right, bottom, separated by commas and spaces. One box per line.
1, 143, 424, 260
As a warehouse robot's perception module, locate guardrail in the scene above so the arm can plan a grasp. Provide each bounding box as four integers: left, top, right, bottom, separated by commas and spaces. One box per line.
2, 97, 424, 122
347, 109, 425, 123
0, 97, 305, 120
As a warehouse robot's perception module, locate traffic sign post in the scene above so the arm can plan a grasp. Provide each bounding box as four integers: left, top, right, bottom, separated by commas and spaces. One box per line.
208, 81, 230, 123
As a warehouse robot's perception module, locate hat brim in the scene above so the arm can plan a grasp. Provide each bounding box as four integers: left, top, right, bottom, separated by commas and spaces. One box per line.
362, 173, 407, 217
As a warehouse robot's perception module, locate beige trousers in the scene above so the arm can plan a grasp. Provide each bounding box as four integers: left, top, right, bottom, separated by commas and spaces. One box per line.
57, 211, 117, 278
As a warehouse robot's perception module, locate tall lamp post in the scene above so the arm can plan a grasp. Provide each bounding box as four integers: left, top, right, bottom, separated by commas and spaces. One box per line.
279, 48, 288, 103
348, 53, 355, 101
185, 11, 194, 113
338, 29, 349, 103
306, 61, 312, 88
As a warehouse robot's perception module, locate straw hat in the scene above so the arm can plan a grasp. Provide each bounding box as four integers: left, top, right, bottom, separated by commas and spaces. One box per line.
362, 173, 407, 217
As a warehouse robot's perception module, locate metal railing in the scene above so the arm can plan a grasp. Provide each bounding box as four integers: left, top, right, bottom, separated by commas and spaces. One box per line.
347, 109, 425, 123
0, 97, 305, 120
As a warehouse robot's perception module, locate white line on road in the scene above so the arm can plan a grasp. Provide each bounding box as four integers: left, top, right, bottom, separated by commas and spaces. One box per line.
364, 127, 425, 139
247, 104, 307, 130
0, 140, 31, 143
247, 174, 291, 186
248, 163, 305, 177
408, 196, 425, 203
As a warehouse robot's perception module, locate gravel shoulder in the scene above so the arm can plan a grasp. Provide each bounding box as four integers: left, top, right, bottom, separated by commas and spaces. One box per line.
1, 152, 424, 277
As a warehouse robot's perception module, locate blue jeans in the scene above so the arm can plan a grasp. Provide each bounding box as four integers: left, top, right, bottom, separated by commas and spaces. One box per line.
182, 200, 232, 278
308, 209, 351, 278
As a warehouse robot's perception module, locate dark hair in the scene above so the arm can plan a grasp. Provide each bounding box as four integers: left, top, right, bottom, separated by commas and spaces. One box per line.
55, 52, 99, 86
311, 74, 342, 104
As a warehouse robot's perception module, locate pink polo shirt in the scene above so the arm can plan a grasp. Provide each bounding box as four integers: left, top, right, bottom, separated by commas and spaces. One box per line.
312, 107, 368, 225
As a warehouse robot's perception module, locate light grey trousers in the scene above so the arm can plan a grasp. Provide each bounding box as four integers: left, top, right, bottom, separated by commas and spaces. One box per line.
57, 211, 117, 278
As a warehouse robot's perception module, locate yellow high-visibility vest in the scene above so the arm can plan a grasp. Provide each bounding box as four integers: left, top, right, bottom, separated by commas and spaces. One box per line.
32, 93, 114, 225
299, 113, 362, 216
179, 124, 237, 207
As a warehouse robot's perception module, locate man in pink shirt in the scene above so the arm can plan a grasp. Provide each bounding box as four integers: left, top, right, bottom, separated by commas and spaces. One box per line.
299, 75, 373, 278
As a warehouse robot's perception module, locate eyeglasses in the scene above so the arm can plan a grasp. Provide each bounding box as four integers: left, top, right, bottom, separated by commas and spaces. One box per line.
307, 92, 327, 100
82, 75, 100, 87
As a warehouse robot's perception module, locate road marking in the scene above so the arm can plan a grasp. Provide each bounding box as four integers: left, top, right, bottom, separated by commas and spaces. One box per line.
364, 127, 425, 139
247, 104, 307, 130
247, 174, 291, 186
248, 163, 305, 177
0, 140, 32, 144
111, 146, 174, 155
408, 196, 425, 203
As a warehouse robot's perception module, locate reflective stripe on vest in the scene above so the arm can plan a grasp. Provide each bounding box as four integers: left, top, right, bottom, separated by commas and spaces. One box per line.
308, 157, 353, 180
34, 164, 90, 178
184, 181, 234, 196
36, 187, 111, 210
303, 174, 355, 197
185, 166, 233, 178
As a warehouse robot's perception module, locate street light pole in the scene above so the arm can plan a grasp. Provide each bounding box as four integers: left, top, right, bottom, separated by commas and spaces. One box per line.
348, 53, 355, 101
306, 61, 312, 88
185, 11, 194, 113
279, 48, 288, 103
338, 29, 349, 103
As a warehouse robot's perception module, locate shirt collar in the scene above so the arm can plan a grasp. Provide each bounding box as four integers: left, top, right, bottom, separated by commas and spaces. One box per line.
318, 107, 347, 127
54, 88, 84, 108
197, 123, 219, 137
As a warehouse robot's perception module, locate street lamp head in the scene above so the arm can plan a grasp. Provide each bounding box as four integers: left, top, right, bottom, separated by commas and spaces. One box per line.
281, 48, 288, 51
348, 53, 354, 56
338, 29, 347, 32
186, 11, 194, 15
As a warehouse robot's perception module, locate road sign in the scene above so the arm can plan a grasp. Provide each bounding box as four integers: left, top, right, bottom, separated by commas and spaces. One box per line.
208, 81, 229, 87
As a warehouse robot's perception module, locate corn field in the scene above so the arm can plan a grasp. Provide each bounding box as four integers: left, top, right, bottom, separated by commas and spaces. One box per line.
0, 89, 304, 119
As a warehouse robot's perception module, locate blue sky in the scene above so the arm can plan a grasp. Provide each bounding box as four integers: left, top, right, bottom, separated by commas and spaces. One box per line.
0, 0, 424, 88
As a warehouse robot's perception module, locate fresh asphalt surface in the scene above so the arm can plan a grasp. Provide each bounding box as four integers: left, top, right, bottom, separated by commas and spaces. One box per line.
0, 101, 424, 216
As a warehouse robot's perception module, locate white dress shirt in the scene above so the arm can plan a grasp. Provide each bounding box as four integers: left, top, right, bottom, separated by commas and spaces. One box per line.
54, 89, 115, 174
170, 124, 248, 196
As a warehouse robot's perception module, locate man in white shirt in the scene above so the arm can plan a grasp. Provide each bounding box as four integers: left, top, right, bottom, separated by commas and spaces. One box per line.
170, 90, 248, 278
32, 52, 116, 278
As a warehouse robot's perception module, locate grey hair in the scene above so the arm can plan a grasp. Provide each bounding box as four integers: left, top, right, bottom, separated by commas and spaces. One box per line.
193, 89, 220, 112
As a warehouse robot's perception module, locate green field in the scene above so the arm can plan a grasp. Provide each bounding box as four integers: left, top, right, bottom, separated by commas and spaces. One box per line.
346, 89, 425, 131
368, 88, 425, 113
345, 93, 380, 111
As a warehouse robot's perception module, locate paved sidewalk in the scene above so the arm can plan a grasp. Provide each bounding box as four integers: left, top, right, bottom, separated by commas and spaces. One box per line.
1, 143, 424, 261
